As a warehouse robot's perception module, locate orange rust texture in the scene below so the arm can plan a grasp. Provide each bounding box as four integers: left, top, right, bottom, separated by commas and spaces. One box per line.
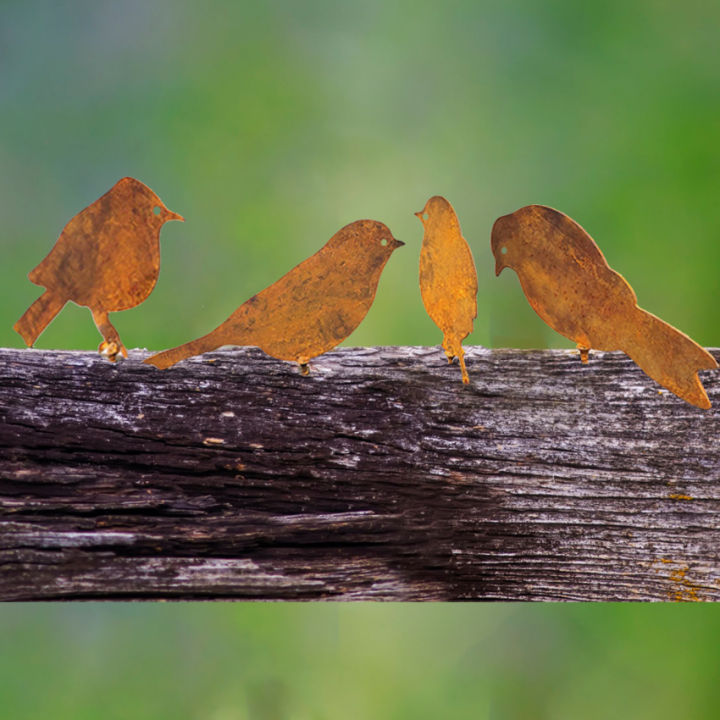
654, 559, 704, 602
416, 196, 478, 384
491, 205, 717, 409
14, 177, 183, 361
145, 221, 403, 371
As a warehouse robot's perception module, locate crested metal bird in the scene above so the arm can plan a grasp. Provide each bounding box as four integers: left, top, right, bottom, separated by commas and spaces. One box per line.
14, 177, 184, 361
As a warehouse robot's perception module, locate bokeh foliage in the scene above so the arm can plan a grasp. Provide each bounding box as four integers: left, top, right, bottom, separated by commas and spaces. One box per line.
2, 1, 720, 716
3, 604, 720, 719
2, 0, 719, 354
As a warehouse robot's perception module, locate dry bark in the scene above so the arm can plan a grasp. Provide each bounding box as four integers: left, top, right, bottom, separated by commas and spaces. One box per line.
1, 345, 719, 601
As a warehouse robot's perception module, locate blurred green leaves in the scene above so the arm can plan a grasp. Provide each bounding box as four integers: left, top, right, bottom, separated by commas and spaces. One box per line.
2, 604, 720, 719
2, 0, 718, 354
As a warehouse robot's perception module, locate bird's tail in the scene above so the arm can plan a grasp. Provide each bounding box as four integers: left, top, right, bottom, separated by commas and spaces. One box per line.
144, 325, 233, 370
622, 308, 717, 409
14, 291, 66, 347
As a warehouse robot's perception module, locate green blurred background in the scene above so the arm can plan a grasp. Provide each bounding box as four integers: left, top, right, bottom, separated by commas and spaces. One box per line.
3, 603, 720, 719
2, 1, 720, 717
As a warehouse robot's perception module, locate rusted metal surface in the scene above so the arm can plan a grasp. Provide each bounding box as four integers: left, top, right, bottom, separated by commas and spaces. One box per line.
491, 204, 718, 409
14, 177, 184, 361
145, 220, 403, 371
416, 196, 478, 384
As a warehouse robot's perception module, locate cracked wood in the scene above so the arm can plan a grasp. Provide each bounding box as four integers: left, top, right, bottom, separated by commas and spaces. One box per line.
1, 346, 719, 601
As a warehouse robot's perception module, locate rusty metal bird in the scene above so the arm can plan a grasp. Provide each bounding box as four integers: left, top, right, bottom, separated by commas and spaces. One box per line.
14, 177, 184, 361
144, 220, 403, 372
416, 196, 478, 384
491, 204, 717, 409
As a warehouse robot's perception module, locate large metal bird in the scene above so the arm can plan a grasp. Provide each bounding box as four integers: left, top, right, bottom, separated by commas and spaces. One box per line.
145, 220, 403, 372
491, 204, 717, 409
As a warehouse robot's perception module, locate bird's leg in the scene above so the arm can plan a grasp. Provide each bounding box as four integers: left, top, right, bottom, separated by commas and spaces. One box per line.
457, 347, 470, 385
441, 337, 455, 364
297, 356, 310, 376
444, 335, 469, 383
577, 343, 590, 365
92, 309, 128, 362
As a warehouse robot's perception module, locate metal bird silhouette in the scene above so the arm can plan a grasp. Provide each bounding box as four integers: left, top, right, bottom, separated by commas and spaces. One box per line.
14, 177, 184, 361
491, 204, 717, 409
144, 220, 403, 372
416, 196, 478, 384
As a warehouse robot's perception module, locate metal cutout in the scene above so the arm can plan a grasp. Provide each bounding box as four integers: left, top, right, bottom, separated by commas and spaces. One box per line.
491, 204, 718, 409
145, 220, 403, 372
416, 196, 478, 384
14, 177, 184, 361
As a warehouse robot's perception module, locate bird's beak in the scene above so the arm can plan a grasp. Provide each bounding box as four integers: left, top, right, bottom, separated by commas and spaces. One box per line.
495, 257, 505, 276
392, 238, 405, 249
414, 211, 424, 221
167, 210, 185, 223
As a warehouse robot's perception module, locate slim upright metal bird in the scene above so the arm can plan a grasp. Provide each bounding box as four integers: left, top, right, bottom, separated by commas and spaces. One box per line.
14, 177, 184, 361
416, 196, 478, 384
491, 204, 717, 409
145, 220, 403, 372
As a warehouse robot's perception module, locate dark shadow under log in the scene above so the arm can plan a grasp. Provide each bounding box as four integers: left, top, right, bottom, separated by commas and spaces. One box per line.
1, 345, 719, 601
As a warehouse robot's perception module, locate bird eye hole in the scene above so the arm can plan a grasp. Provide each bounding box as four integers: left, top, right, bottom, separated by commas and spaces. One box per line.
381, 238, 388, 247
501, 246, 508, 255
422, 213, 429, 221
153, 206, 162, 215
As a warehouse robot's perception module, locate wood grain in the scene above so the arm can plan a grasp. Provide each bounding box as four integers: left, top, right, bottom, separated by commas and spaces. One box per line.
1, 345, 719, 601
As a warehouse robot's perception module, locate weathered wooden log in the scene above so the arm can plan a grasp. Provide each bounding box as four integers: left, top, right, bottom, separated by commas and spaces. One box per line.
1, 345, 718, 601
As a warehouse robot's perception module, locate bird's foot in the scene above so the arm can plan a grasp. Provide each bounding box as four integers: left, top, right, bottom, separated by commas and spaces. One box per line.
298, 357, 310, 376
577, 344, 590, 364
99, 338, 128, 363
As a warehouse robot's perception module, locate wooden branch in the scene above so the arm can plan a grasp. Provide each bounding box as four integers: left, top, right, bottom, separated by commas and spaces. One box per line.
1, 345, 719, 601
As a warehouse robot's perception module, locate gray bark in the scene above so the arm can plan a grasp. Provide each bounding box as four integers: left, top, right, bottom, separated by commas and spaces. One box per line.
1, 345, 719, 601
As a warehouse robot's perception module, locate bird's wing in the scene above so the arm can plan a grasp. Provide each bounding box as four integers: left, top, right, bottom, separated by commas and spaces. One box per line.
532, 205, 637, 305
420, 233, 478, 335
227, 237, 391, 362
455, 237, 479, 323
28, 213, 101, 295
532, 206, 607, 264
